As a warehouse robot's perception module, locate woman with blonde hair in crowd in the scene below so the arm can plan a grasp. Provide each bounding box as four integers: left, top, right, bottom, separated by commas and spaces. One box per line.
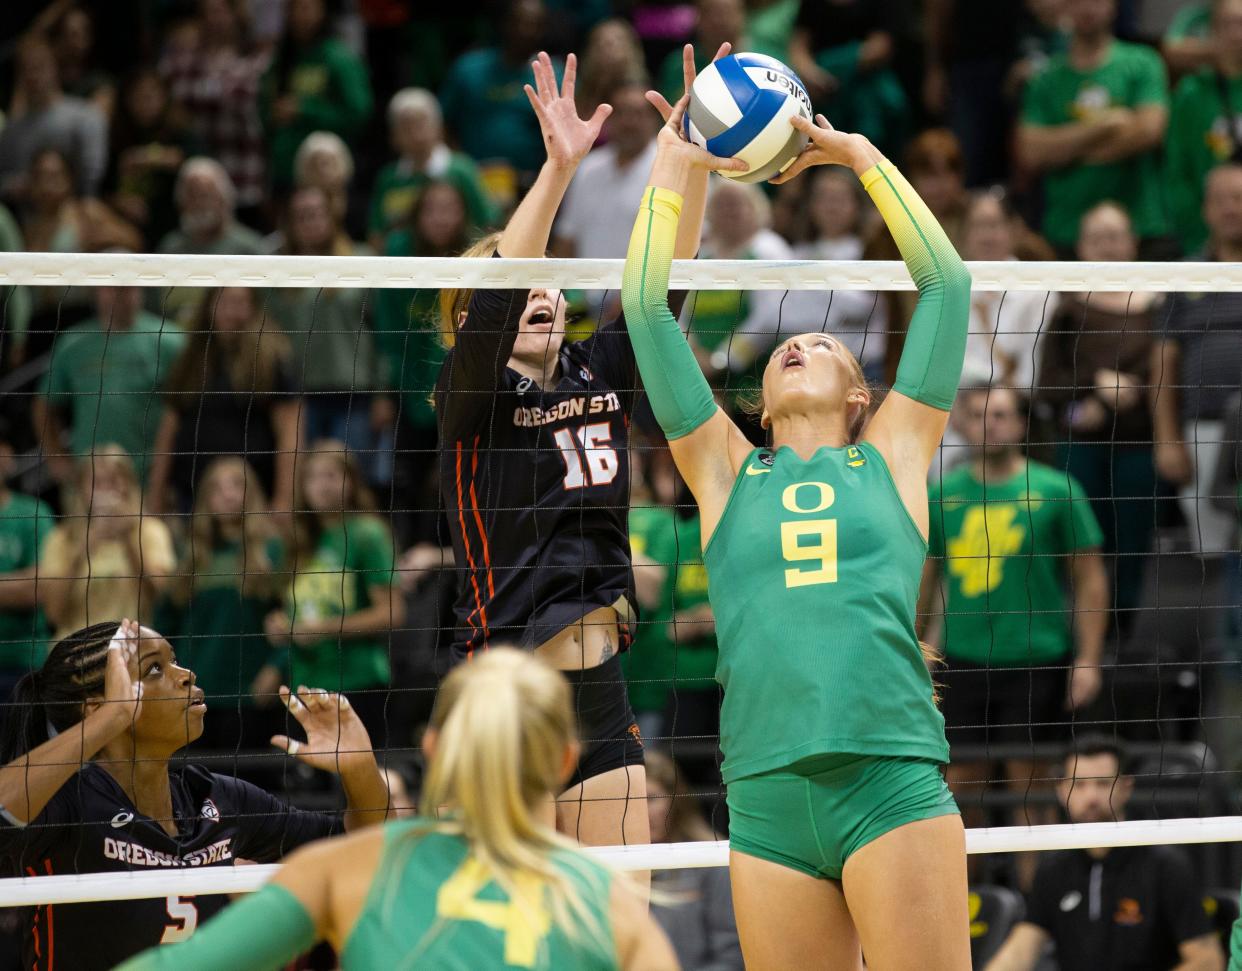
39, 445, 175, 640
120, 648, 678, 970
263, 441, 402, 745
155, 456, 286, 754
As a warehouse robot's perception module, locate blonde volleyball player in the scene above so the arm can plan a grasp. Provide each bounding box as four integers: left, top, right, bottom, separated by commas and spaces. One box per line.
119, 649, 678, 970
619, 102, 973, 969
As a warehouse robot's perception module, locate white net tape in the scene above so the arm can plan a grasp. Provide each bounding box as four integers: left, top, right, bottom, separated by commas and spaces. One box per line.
2, 253, 1242, 291
1, 818, 1238, 906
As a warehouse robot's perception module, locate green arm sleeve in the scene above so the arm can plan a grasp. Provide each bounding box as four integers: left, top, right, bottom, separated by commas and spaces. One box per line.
620, 186, 719, 441
116, 884, 316, 971
862, 160, 972, 411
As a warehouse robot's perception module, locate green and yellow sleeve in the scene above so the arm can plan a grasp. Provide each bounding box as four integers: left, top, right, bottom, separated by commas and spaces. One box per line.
115, 883, 316, 971
620, 187, 719, 441
862, 160, 972, 411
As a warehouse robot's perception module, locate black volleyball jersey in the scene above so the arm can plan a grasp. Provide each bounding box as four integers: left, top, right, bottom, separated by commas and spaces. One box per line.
437, 284, 678, 656
0, 763, 340, 970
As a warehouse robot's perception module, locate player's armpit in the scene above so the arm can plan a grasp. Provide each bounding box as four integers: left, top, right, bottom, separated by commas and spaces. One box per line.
669, 408, 754, 547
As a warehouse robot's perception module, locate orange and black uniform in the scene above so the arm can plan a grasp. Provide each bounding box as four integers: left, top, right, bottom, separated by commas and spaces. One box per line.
0, 763, 339, 970
1025, 844, 1213, 971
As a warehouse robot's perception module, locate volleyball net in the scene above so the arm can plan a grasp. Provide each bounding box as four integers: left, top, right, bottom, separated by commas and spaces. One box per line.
0, 253, 1238, 904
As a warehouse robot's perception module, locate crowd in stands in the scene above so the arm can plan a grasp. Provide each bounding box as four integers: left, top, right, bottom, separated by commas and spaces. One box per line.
0, 0, 1241, 967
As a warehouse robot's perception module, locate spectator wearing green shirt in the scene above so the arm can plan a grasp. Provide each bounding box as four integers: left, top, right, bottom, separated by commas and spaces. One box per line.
438, 0, 561, 182
376, 180, 474, 547
1017, 0, 1171, 254
1163, 1, 1214, 77
919, 385, 1108, 838
656, 0, 745, 105
367, 88, 496, 252
1168, 0, 1242, 254
33, 283, 186, 487
264, 442, 403, 746
0, 419, 53, 698
155, 457, 285, 754
268, 186, 387, 484
260, 0, 373, 194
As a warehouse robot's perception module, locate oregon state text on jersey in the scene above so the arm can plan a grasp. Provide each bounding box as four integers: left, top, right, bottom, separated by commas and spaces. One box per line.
436, 284, 647, 656
0, 763, 339, 970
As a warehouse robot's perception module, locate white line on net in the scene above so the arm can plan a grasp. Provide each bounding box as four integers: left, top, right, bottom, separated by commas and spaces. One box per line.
0, 817, 1237, 906
1, 253, 1241, 291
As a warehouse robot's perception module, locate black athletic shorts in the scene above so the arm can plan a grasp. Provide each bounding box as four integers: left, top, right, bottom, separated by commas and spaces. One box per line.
940, 657, 1070, 753
563, 655, 645, 789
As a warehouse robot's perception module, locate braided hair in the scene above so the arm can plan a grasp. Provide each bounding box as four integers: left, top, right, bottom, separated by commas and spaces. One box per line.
0, 622, 122, 763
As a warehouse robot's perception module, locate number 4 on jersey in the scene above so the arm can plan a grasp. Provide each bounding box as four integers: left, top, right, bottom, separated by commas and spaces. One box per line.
554, 422, 618, 489
436, 857, 552, 967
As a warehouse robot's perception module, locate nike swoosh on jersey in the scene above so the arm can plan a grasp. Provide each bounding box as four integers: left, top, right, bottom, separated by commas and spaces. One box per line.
745, 465, 772, 476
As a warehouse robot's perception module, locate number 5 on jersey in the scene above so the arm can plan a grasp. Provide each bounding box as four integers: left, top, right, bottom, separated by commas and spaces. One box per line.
780, 481, 837, 588
554, 422, 618, 489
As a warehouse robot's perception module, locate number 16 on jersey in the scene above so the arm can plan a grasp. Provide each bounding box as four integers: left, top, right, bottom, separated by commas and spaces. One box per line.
554, 423, 619, 489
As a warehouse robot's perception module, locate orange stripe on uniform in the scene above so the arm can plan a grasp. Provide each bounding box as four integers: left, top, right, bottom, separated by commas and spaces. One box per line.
468, 436, 496, 603
455, 441, 486, 654
42, 860, 53, 971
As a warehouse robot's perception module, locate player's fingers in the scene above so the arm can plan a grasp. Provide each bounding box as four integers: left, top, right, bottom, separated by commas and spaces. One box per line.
586, 102, 612, 133
712, 41, 731, 63
271, 735, 301, 758
645, 90, 672, 122
769, 151, 817, 184
814, 113, 834, 130
523, 84, 550, 126
303, 688, 330, 711
682, 43, 696, 90
280, 685, 307, 719
561, 51, 576, 100
665, 93, 690, 132
705, 153, 748, 173
537, 51, 556, 101
530, 57, 550, 103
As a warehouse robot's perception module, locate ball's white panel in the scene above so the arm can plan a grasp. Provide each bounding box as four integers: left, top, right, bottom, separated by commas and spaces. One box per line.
686, 116, 707, 149
690, 62, 745, 126
719, 95, 807, 182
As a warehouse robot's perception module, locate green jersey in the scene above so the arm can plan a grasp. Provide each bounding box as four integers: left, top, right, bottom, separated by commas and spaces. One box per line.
41, 313, 186, 481
284, 515, 395, 691
342, 821, 617, 971
1165, 3, 1210, 42
367, 151, 497, 242
929, 460, 1104, 666
1167, 69, 1242, 253
153, 537, 284, 705
705, 442, 948, 782
1022, 40, 1170, 246
0, 492, 53, 670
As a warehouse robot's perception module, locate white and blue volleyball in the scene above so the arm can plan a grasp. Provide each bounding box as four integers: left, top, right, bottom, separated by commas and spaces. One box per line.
686, 52, 813, 184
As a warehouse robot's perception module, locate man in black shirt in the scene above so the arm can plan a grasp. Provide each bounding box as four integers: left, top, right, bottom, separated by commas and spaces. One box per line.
986, 736, 1222, 971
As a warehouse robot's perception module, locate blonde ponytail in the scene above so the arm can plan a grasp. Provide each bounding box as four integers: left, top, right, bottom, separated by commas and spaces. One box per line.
400, 649, 611, 960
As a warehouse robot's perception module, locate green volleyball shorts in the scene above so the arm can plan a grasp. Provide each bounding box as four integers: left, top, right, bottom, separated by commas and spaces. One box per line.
727, 753, 959, 880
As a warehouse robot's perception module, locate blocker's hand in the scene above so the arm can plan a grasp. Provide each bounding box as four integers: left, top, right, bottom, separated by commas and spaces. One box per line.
770, 114, 880, 183
646, 42, 732, 123
655, 94, 748, 174
271, 685, 376, 774
524, 51, 610, 169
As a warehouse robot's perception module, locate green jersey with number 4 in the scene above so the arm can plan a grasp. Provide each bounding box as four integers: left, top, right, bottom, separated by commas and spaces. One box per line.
342, 821, 617, 971
705, 441, 949, 782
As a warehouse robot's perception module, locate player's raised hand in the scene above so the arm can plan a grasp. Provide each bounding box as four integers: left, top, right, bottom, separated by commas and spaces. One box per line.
102, 618, 143, 727
654, 94, 748, 174
524, 51, 611, 169
271, 685, 376, 774
645, 41, 731, 123
769, 114, 883, 183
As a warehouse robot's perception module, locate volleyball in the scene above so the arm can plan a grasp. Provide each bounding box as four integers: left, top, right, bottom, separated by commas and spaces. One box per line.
685, 52, 813, 184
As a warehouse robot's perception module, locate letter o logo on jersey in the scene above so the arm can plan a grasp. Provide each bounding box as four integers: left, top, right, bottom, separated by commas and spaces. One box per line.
782, 481, 835, 514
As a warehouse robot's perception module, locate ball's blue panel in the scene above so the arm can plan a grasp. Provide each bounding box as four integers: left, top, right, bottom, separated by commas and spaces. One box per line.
713, 54, 760, 114
733, 51, 809, 94
704, 87, 786, 158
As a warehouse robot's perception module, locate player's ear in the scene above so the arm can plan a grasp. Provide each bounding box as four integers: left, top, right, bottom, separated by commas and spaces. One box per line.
760, 409, 771, 430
